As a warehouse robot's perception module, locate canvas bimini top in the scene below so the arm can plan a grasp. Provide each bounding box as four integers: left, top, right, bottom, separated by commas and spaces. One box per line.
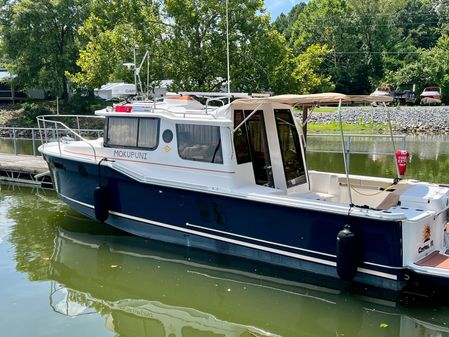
232, 93, 394, 107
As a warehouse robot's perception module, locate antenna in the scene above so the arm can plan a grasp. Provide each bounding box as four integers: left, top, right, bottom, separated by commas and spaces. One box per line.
226, 0, 231, 101
126, 46, 150, 98
133, 45, 138, 93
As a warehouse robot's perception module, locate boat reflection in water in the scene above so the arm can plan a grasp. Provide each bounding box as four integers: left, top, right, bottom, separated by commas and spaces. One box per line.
44, 214, 449, 337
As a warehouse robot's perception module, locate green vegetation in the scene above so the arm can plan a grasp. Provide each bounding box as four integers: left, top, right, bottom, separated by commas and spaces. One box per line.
0, 96, 108, 127
313, 107, 338, 113
0, 0, 448, 103
308, 121, 389, 134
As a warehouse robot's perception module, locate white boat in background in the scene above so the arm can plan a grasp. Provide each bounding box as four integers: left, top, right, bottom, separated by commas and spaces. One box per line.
94, 82, 137, 100
36, 91, 449, 292
369, 84, 393, 106
420, 86, 442, 105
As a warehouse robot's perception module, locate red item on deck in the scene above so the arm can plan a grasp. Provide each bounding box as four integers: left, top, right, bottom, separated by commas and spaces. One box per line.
395, 150, 409, 176
114, 105, 133, 112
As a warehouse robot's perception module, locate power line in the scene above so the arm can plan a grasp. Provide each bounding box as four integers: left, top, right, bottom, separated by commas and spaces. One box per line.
332, 51, 421, 54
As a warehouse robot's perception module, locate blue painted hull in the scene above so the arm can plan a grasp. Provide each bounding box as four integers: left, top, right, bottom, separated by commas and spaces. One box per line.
45, 155, 406, 290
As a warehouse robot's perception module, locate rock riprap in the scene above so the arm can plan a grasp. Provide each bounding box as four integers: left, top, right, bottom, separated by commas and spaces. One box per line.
307, 106, 449, 134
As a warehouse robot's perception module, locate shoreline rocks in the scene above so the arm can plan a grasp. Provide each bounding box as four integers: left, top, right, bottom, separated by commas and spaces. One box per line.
307, 106, 449, 135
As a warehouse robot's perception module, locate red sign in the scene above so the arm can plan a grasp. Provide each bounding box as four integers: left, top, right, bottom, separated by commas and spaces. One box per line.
395, 150, 409, 176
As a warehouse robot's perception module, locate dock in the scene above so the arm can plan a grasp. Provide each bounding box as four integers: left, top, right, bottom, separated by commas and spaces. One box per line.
0, 153, 52, 188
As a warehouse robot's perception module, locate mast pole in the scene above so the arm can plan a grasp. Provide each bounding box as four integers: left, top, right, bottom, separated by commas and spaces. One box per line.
133, 45, 138, 95
226, 0, 231, 102
338, 99, 353, 206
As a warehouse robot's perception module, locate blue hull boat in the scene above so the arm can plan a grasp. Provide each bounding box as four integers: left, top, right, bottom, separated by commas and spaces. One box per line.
38, 93, 449, 291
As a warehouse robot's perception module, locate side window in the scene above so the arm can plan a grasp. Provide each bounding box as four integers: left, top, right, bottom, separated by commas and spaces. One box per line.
107, 117, 138, 147
176, 124, 223, 164
138, 118, 159, 148
106, 117, 159, 149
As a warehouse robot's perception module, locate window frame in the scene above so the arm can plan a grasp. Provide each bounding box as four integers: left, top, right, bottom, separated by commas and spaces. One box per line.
274, 109, 306, 188
104, 116, 160, 151
176, 123, 224, 164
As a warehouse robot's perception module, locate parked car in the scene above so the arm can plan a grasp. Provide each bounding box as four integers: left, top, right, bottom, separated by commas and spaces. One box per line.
420, 86, 442, 105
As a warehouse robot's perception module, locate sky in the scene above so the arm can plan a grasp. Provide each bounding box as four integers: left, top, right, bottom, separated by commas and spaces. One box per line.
264, 0, 305, 19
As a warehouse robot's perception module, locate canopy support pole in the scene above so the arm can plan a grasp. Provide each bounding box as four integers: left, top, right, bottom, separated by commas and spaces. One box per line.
337, 99, 353, 206
296, 115, 311, 191
232, 103, 263, 133
302, 106, 309, 145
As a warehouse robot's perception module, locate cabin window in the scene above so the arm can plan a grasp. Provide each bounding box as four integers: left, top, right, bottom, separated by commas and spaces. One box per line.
274, 109, 306, 187
176, 124, 223, 164
138, 118, 159, 148
233, 110, 274, 188
105, 117, 159, 149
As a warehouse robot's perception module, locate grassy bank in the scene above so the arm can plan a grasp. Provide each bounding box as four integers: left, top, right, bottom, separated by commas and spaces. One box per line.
307, 121, 389, 134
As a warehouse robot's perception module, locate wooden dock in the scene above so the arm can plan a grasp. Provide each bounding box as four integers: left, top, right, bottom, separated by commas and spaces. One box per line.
0, 153, 52, 187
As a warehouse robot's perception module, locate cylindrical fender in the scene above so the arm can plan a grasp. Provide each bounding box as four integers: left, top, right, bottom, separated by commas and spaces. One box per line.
336, 224, 358, 281
94, 186, 111, 222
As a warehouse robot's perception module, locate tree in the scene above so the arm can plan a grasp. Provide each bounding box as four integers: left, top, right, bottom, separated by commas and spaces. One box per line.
273, 3, 306, 43
290, 0, 414, 94
163, 0, 229, 91
433, 0, 449, 34
164, 0, 297, 94
70, 0, 167, 92
385, 34, 449, 102
291, 0, 360, 93
1, 0, 89, 102
291, 44, 335, 94
395, 0, 439, 50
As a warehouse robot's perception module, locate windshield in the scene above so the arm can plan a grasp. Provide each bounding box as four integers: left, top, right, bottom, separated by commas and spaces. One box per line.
274, 109, 306, 187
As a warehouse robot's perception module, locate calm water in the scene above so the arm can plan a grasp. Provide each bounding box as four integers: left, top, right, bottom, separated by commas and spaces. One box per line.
307, 134, 449, 184
1, 136, 449, 336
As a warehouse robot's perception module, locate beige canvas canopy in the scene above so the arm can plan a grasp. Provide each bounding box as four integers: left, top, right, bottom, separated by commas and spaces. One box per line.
233, 92, 393, 107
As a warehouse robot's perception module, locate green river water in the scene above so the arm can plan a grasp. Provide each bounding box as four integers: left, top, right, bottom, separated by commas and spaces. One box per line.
1, 136, 449, 337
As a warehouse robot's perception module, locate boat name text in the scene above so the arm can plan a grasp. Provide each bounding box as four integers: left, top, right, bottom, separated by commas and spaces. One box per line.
113, 150, 148, 160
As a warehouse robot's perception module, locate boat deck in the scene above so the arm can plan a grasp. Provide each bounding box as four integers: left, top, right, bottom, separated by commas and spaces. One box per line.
416, 251, 449, 269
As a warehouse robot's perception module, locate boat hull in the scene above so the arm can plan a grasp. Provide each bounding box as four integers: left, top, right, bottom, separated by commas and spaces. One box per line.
45, 154, 406, 290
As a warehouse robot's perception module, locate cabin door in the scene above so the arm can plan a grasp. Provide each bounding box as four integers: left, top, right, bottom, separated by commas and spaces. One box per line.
234, 110, 274, 187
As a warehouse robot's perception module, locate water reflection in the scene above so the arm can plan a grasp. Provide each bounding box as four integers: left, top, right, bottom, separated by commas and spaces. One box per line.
307, 135, 449, 184
3, 185, 449, 337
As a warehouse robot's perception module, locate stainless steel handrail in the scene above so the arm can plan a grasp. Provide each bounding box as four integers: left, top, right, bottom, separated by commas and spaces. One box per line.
37, 115, 105, 161
0, 126, 103, 155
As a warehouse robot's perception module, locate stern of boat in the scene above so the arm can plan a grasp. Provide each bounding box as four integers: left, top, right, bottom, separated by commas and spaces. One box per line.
400, 183, 449, 286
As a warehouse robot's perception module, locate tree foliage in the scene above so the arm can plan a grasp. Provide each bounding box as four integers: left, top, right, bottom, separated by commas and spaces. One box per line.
1, 0, 89, 101
291, 44, 335, 94
281, 0, 447, 97
273, 3, 306, 42
70, 0, 166, 90
164, 0, 295, 94
0, 0, 447, 100
385, 34, 449, 98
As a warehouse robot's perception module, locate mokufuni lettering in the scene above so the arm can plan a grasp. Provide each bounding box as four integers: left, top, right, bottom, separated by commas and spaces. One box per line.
113, 150, 148, 160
